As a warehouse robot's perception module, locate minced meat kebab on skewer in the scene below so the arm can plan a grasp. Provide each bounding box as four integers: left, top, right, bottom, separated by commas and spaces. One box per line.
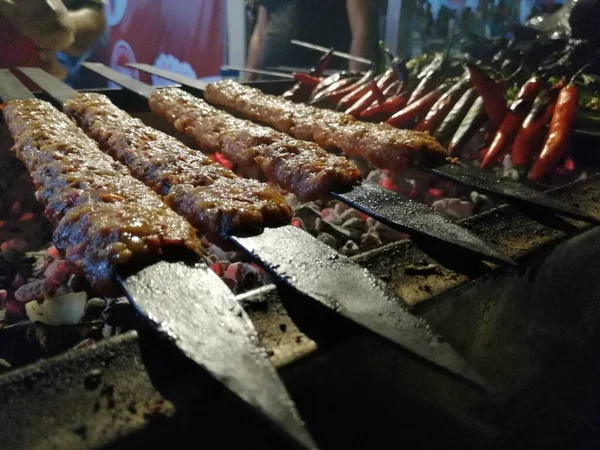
203, 79, 448, 171
3, 100, 203, 295
64, 93, 296, 242
145, 88, 362, 201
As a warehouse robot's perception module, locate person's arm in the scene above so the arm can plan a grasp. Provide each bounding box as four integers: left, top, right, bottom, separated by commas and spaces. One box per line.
62, 5, 106, 56
245, 5, 269, 81
346, 0, 373, 72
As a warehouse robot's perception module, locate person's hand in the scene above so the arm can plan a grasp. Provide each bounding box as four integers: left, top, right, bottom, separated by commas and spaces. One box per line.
0, 0, 75, 51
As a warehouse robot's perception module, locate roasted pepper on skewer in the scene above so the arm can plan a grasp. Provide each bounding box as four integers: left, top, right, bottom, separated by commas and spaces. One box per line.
528, 76, 580, 180
434, 87, 478, 146
415, 77, 470, 132
333, 69, 377, 108
293, 72, 322, 88
511, 79, 566, 170
466, 64, 508, 133
359, 91, 410, 119
344, 69, 397, 116
448, 96, 486, 156
386, 84, 447, 129
480, 75, 545, 169
310, 77, 358, 106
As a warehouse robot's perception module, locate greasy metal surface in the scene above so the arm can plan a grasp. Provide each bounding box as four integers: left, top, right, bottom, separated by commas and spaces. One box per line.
354, 173, 600, 306
333, 183, 515, 268
420, 163, 600, 224
120, 261, 316, 449
18, 67, 78, 103
233, 225, 487, 388
82, 63, 156, 99
0, 69, 36, 101
128, 63, 208, 90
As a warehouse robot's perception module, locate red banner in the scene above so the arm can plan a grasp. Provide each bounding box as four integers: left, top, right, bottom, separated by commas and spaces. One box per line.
91, 0, 223, 84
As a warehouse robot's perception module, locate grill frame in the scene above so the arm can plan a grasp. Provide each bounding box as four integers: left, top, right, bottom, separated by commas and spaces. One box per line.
1, 82, 600, 449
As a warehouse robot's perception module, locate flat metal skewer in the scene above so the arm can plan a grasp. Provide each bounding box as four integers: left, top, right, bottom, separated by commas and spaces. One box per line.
221, 66, 295, 79
290, 39, 373, 65
126, 63, 598, 227
0, 70, 318, 450
23, 63, 493, 391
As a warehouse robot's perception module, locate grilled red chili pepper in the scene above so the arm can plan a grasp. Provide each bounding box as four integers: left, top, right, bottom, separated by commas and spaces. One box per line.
480, 75, 545, 168
310, 48, 335, 77
528, 78, 579, 180
467, 64, 508, 133
415, 77, 470, 132
310, 76, 359, 105
434, 87, 478, 146
328, 69, 376, 107
406, 69, 441, 106
448, 96, 486, 156
344, 71, 397, 117
293, 72, 322, 88
282, 83, 313, 102
511, 78, 566, 170
339, 66, 397, 110
360, 92, 410, 119
386, 85, 446, 129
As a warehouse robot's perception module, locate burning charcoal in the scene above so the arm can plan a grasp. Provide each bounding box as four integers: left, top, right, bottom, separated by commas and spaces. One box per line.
365, 168, 386, 185
293, 204, 321, 233
338, 208, 364, 223
366, 217, 376, 227
43, 260, 71, 286
340, 240, 360, 256
291, 218, 305, 230
361, 231, 383, 249
317, 232, 337, 249
5, 300, 24, 321
103, 298, 136, 329
284, 193, 300, 209
25, 291, 87, 326
316, 218, 362, 242
14, 279, 51, 303
367, 222, 407, 243
207, 244, 230, 262
333, 202, 348, 217
342, 217, 367, 233
432, 198, 476, 221
84, 297, 107, 321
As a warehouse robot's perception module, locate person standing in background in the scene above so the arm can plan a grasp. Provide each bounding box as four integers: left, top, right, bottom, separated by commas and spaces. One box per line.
0, 0, 106, 81
246, 0, 377, 80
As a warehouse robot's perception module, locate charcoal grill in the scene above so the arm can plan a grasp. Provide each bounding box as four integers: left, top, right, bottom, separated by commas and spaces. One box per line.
1, 74, 600, 450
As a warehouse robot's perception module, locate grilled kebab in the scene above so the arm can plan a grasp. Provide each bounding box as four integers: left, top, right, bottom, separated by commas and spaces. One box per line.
204, 79, 448, 171
3, 100, 203, 294
147, 88, 362, 201
64, 92, 294, 241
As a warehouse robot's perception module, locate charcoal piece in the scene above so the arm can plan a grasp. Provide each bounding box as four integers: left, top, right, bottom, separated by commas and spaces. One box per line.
338, 208, 364, 223
317, 232, 337, 249
342, 217, 367, 233
316, 218, 362, 242
84, 297, 107, 320
361, 231, 383, 249
103, 298, 136, 329
293, 204, 321, 232
341, 240, 360, 256
369, 222, 409, 243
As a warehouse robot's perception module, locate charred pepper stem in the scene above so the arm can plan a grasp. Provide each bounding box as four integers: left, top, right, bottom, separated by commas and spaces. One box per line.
310, 48, 335, 77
